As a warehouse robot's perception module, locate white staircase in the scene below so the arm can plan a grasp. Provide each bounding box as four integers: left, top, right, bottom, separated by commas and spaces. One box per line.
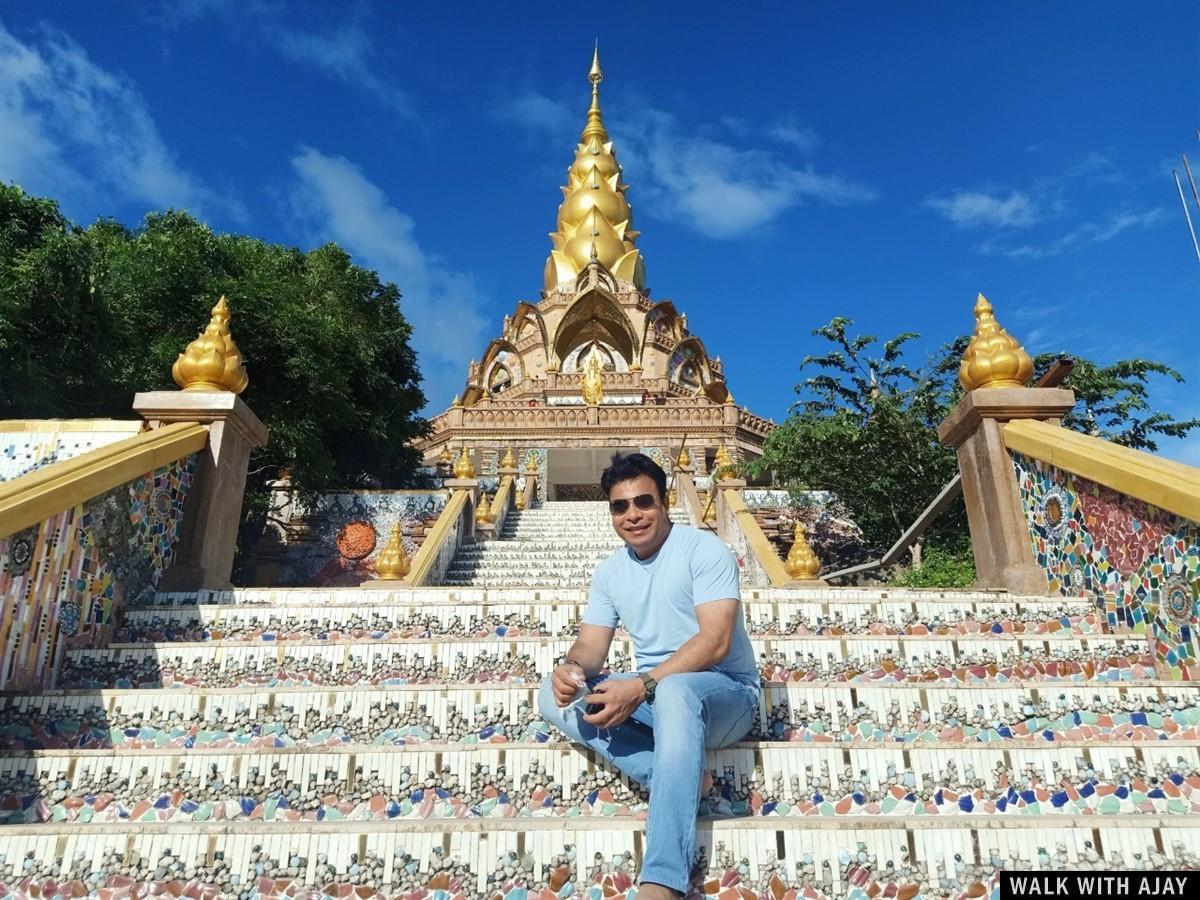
0, 499, 1195, 898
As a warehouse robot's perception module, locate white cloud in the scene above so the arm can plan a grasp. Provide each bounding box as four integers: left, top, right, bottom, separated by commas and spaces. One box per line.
0, 21, 240, 219
994, 208, 1165, 260
765, 117, 820, 154
498, 92, 874, 238
925, 190, 1040, 228
287, 148, 489, 412
614, 109, 874, 238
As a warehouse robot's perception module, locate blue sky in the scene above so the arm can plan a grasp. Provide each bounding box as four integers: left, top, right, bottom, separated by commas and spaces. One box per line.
2, 2, 1197, 463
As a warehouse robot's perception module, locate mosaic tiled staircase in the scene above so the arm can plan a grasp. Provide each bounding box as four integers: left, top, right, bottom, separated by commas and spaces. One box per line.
1, 572, 1198, 900
442, 502, 688, 587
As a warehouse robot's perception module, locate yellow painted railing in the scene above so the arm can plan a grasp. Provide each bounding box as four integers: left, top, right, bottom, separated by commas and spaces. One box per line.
0, 422, 208, 539
722, 488, 793, 587
491, 475, 514, 519
674, 471, 706, 528
0, 419, 144, 434
1003, 419, 1200, 522
406, 489, 471, 586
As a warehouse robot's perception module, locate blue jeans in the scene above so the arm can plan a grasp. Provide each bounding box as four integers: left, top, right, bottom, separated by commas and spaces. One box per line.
537, 670, 760, 894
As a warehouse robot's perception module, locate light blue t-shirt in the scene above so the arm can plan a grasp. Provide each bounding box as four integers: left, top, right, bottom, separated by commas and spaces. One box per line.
581, 524, 759, 689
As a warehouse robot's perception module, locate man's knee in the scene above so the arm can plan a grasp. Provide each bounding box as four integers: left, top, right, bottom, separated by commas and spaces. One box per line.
651, 674, 702, 712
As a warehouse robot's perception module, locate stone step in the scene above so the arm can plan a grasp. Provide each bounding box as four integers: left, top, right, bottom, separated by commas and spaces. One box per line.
0, 820, 1195, 900
114, 600, 1105, 643
142, 587, 1067, 608
0, 744, 1196, 828
56, 636, 1156, 690
4, 684, 1195, 752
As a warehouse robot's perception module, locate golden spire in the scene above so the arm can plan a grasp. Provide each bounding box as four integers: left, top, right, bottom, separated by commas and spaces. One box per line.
454, 447, 476, 479
676, 448, 692, 469
958, 293, 1034, 391
172, 296, 249, 393
475, 493, 492, 524
544, 47, 646, 292
500, 447, 517, 469
374, 524, 410, 580
784, 522, 822, 580
713, 446, 738, 481
515, 485, 527, 510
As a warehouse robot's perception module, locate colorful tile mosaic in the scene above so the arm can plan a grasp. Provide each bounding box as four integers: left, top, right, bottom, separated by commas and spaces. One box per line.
277, 491, 449, 587
1012, 452, 1200, 679
0, 425, 141, 483
0, 455, 194, 690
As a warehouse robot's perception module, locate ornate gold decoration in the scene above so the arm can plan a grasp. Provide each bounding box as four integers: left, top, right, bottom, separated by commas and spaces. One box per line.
525, 453, 539, 474
677, 448, 692, 469
581, 348, 604, 405
172, 296, 249, 393
668, 487, 677, 508
475, 494, 492, 524
702, 493, 717, 523
438, 446, 452, 465
374, 524, 410, 580
543, 46, 645, 291
500, 448, 517, 469
515, 486, 527, 510
784, 522, 822, 580
959, 293, 1034, 391
713, 446, 738, 481
454, 448, 476, 479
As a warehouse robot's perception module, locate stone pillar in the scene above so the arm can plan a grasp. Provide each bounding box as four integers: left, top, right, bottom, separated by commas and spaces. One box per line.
444, 477, 481, 542
133, 390, 268, 590
715, 477, 746, 543
937, 387, 1075, 594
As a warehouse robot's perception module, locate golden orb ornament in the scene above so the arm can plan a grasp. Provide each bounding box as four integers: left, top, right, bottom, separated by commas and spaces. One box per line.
713, 446, 738, 481
374, 524, 410, 580
702, 493, 717, 523
500, 448, 517, 469
524, 453, 539, 474
958, 293, 1034, 391
454, 448, 476, 479
677, 448, 692, 469
172, 296, 249, 393
784, 522, 822, 580
475, 494, 492, 524
515, 486, 527, 510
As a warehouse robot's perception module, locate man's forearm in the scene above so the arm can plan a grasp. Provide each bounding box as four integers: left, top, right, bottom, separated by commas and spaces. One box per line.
564, 641, 608, 677
648, 630, 729, 682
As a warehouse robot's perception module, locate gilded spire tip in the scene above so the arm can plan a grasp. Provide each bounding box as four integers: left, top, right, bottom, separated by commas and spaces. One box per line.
958, 292, 1034, 391
172, 294, 249, 394
589, 43, 603, 84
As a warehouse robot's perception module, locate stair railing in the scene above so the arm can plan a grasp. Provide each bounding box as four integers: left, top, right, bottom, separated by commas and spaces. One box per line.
406, 486, 474, 586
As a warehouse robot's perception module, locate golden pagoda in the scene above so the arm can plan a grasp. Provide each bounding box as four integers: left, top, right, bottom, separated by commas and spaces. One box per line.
417, 49, 774, 500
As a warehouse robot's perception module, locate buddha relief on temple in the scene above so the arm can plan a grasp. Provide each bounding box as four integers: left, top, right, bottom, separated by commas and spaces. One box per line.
418, 49, 774, 499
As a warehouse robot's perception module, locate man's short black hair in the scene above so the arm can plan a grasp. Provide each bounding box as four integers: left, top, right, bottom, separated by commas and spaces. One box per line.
600, 452, 668, 502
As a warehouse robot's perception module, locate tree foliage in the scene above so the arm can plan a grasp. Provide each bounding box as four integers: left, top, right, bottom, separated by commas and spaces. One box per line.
753, 316, 1199, 560
0, 184, 428, 572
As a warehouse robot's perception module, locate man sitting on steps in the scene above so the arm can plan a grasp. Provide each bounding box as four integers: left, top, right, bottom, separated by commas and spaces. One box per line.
538, 452, 761, 900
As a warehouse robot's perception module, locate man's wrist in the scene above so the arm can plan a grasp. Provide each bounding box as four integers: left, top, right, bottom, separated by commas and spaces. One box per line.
563, 656, 586, 672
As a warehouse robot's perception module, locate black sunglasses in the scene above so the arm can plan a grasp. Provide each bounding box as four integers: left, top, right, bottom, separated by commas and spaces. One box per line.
609, 493, 659, 515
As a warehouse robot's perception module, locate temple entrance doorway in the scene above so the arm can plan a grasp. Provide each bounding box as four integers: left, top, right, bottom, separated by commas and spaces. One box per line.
546, 448, 626, 501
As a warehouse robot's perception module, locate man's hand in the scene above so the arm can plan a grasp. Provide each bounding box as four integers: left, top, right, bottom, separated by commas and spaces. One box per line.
550, 662, 587, 707
582, 677, 646, 728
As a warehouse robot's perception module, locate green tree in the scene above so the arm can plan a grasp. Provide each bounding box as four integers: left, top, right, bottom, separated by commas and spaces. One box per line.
0, 185, 428, 575
752, 317, 1200, 569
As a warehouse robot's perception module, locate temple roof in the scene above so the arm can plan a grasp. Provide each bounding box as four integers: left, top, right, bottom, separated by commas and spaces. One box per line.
543, 46, 646, 292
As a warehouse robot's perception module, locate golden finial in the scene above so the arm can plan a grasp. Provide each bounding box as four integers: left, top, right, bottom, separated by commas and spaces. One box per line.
703, 493, 717, 523
438, 445, 452, 465
374, 524, 410, 580
677, 448, 692, 469
500, 447, 517, 469
784, 522, 822, 580
543, 47, 645, 291
172, 296, 249, 393
454, 448, 476, 479
524, 452, 539, 474
515, 486, 527, 510
668, 487, 677, 508
714, 446, 739, 481
959, 293, 1034, 391
581, 348, 604, 405
475, 494, 492, 524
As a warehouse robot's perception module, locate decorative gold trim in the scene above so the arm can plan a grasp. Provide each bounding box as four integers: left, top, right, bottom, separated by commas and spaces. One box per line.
721, 489, 793, 587
1002, 419, 1200, 522
407, 489, 470, 586
958, 293, 1033, 391
373, 524, 410, 579
0, 422, 208, 539
784, 522, 822, 579
172, 296, 249, 394
453, 448, 476, 479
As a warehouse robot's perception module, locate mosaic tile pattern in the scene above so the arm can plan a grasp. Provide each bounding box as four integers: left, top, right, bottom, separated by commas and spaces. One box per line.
0, 455, 194, 691
276, 491, 448, 587
1012, 452, 1200, 678
0, 425, 141, 483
